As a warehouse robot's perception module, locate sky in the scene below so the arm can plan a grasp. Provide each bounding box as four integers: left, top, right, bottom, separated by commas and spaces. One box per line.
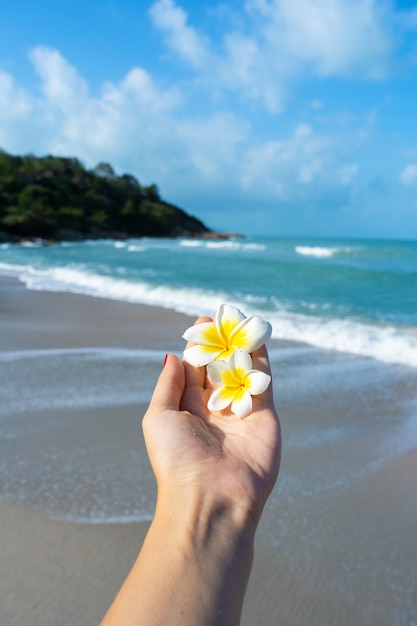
1, 0, 417, 238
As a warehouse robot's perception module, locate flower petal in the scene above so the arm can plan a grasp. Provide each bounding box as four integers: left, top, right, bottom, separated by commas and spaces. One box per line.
231, 388, 253, 419
182, 321, 223, 348
206, 359, 229, 385
183, 344, 222, 367
229, 348, 253, 373
230, 315, 272, 352
243, 370, 271, 395
216, 304, 245, 344
207, 386, 236, 412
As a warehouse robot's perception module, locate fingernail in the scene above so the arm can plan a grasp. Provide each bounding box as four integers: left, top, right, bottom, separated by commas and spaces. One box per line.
163, 354, 168, 366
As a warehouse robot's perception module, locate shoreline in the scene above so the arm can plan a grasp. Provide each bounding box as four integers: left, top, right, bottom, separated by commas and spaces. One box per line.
2, 255, 416, 368
1, 275, 417, 625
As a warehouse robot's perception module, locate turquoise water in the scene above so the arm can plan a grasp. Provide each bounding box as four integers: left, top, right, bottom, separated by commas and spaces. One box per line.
1, 236, 416, 366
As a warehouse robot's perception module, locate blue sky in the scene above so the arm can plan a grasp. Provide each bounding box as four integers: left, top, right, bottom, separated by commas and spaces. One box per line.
1, 0, 417, 238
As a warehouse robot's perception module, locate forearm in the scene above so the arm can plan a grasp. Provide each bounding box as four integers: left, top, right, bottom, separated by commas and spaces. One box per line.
100, 489, 256, 626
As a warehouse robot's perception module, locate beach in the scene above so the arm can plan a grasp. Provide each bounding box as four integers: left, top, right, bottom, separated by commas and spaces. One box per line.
1, 275, 417, 625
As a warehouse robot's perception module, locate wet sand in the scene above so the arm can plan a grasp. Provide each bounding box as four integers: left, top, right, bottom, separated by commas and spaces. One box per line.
1, 276, 417, 625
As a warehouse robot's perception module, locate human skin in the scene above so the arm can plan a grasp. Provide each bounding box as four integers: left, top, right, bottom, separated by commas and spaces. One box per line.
100, 317, 281, 626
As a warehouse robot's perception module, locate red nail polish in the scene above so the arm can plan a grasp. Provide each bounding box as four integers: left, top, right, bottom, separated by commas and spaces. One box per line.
163, 354, 168, 366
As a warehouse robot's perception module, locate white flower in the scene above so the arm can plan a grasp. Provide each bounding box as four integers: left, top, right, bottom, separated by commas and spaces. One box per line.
206, 349, 271, 419
183, 304, 272, 367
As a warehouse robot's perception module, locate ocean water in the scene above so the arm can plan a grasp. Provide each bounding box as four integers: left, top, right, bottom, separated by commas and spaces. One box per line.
1, 235, 416, 367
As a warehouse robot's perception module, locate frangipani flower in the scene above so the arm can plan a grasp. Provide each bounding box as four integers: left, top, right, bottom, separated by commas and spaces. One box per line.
183, 304, 272, 367
207, 349, 271, 419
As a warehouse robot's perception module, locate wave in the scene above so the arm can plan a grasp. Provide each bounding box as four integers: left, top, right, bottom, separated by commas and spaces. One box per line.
0, 261, 228, 316
179, 239, 266, 251
267, 310, 417, 368
296, 245, 344, 258
1, 261, 416, 368
179, 240, 202, 248
127, 244, 146, 252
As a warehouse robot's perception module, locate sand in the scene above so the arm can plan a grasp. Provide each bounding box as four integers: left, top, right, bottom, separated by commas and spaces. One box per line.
1, 276, 417, 625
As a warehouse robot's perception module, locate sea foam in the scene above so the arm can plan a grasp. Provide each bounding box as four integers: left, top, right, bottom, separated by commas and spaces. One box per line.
267, 310, 417, 368
295, 245, 338, 257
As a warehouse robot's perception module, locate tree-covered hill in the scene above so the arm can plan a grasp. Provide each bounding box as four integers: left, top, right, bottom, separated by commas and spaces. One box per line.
0, 150, 213, 242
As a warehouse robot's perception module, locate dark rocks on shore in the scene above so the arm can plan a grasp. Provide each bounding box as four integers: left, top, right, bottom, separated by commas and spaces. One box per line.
0, 228, 244, 246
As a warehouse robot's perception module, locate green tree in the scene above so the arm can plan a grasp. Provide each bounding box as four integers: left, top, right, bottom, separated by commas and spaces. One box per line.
144, 183, 160, 202
8, 185, 57, 236
94, 162, 116, 179
57, 206, 84, 230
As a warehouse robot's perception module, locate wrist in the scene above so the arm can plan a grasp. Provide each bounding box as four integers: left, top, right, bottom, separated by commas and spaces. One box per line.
132, 488, 255, 626
101, 487, 255, 626
153, 484, 257, 570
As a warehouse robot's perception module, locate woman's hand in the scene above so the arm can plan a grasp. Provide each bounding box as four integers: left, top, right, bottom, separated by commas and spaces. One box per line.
101, 315, 281, 626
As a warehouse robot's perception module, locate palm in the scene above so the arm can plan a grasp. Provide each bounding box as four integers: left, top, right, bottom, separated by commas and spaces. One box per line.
143, 348, 281, 518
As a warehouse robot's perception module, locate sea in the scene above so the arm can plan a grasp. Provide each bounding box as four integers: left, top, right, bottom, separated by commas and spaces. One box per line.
1, 235, 416, 367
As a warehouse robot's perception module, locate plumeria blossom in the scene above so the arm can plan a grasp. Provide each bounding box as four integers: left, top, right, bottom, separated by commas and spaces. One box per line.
207, 349, 271, 419
183, 304, 272, 367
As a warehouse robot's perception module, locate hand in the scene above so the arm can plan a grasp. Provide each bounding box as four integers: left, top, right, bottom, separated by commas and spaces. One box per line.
101, 316, 281, 626
142, 316, 281, 528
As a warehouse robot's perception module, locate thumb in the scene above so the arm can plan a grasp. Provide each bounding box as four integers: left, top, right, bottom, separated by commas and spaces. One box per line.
148, 354, 186, 412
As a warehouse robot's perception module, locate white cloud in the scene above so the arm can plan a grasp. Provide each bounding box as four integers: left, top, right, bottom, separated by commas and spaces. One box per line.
120, 67, 182, 110
0, 70, 32, 119
0, 70, 34, 151
149, 0, 394, 112
174, 113, 248, 182
219, 31, 287, 113
238, 123, 355, 200
149, 0, 210, 69
249, 0, 392, 78
30, 47, 88, 109
23, 46, 183, 174
400, 164, 417, 187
